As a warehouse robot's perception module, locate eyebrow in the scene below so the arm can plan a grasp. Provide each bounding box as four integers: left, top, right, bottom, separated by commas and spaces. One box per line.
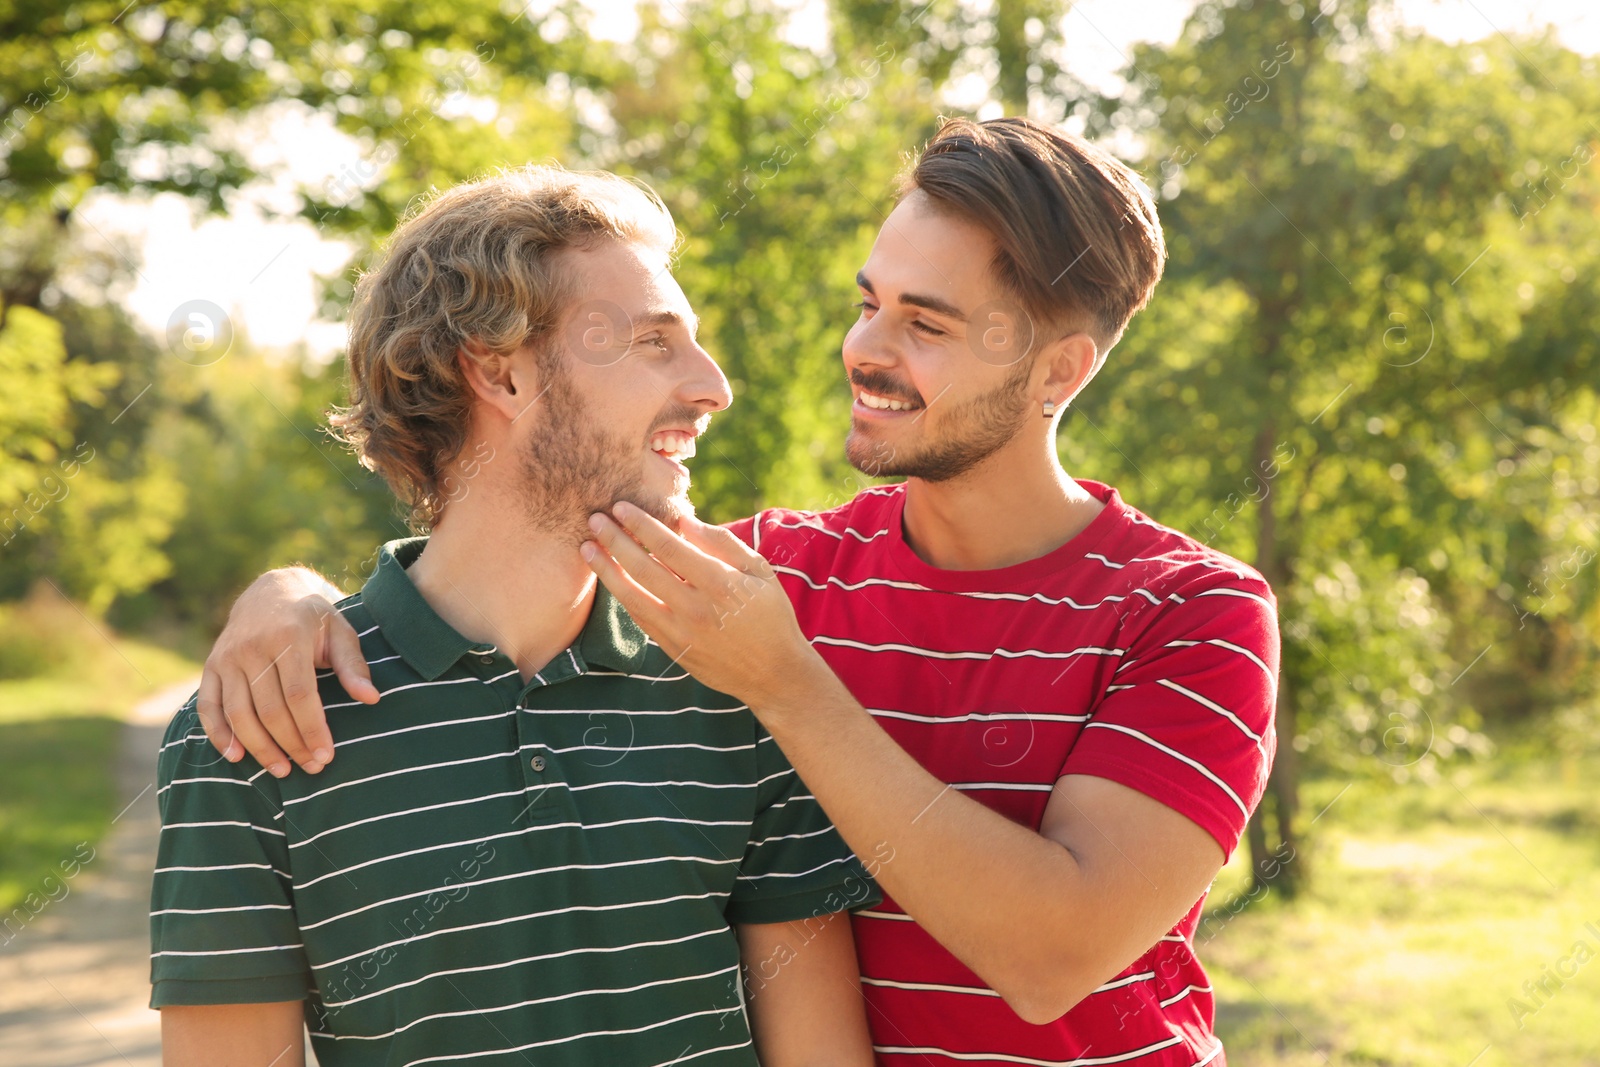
856, 271, 967, 323
638, 309, 701, 339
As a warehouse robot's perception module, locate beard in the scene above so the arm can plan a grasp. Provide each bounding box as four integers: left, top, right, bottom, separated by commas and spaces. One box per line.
845, 359, 1034, 482
517, 358, 695, 544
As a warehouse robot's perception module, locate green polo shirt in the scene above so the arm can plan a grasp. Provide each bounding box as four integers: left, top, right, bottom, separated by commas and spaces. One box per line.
151, 537, 877, 1066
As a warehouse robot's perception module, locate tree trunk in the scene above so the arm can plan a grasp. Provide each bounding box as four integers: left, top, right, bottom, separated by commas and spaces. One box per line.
1248, 417, 1304, 894
994, 0, 1032, 115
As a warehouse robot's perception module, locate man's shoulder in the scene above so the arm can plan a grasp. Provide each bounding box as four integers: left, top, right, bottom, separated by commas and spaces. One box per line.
157, 690, 226, 782
1099, 498, 1275, 604
155, 688, 281, 809
315, 592, 405, 711
632, 639, 758, 715
1085, 506, 1280, 671
331, 588, 375, 636
725, 484, 904, 563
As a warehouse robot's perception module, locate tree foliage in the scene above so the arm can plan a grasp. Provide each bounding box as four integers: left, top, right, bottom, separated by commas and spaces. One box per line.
1, 1, 1597, 899
1067, 0, 1600, 888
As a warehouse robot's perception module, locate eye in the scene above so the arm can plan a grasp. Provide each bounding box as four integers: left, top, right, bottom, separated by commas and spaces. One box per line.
635, 334, 670, 353
910, 320, 947, 338
853, 298, 877, 314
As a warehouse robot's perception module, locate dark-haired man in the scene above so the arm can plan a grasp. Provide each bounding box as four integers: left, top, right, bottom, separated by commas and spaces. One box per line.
201, 118, 1279, 1065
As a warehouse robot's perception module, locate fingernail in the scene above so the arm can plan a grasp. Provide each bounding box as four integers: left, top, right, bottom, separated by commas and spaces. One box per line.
269, 763, 290, 778
588, 513, 606, 533
303, 760, 323, 774
225, 743, 243, 762
580, 542, 597, 562
313, 748, 333, 765
613, 501, 632, 519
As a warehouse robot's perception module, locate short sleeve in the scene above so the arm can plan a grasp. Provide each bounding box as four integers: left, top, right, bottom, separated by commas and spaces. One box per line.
725, 724, 881, 925
150, 695, 311, 1007
1063, 580, 1280, 861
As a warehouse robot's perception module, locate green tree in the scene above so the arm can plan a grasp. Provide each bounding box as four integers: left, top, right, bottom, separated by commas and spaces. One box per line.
590, 2, 932, 519
0, 301, 116, 553
1071, 0, 1600, 890
1, 0, 607, 618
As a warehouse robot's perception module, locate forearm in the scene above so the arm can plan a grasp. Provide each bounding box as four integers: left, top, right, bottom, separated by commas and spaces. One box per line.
752, 660, 1098, 1022
577, 507, 1223, 1023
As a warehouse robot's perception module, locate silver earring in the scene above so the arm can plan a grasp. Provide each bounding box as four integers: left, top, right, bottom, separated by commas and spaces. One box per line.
1042, 400, 1058, 418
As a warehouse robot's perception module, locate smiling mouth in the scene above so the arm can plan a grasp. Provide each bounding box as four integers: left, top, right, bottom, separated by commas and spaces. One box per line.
648, 430, 698, 462
856, 388, 924, 413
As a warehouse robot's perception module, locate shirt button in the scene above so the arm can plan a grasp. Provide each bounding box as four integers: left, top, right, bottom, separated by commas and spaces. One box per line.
529, 756, 547, 772
478, 654, 494, 665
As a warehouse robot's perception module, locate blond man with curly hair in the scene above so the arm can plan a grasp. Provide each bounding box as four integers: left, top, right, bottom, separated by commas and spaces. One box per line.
151, 166, 878, 1067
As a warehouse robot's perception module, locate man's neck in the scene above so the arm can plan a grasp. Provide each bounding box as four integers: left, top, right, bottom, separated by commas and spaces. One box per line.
900, 436, 1104, 572
405, 501, 595, 684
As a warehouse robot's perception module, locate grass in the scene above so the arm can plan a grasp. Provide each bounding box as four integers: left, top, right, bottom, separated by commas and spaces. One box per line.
1205, 753, 1600, 1066
0, 597, 198, 917
0, 718, 124, 921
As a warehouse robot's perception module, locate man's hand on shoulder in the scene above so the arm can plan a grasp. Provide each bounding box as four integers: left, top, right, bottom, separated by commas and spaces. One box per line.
198, 566, 372, 777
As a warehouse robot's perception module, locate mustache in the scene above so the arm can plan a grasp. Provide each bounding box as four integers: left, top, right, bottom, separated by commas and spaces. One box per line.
849, 370, 923, 406
646, 404, 712, 437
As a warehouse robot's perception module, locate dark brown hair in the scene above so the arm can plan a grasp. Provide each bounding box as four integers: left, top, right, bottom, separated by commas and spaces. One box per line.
902, 117, 1166, 349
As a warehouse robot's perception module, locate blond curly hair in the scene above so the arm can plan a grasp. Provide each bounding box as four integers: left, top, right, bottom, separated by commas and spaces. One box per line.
331, 165, 677, 528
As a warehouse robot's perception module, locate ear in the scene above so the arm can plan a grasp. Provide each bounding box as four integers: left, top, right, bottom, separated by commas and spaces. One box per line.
1039, 332, 1100, 410
457, 341, 541, 424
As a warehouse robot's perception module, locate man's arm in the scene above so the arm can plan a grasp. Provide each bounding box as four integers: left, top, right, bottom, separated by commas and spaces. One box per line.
197, 566, 372, 776
737, 918, 873, 1066
731, 680, 1222, 1023
161, 1002, 305, 1067
154, 697, 316, 1063
583, 504, 1267, 1024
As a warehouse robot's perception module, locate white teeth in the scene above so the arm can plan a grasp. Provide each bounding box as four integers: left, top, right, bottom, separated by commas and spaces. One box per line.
650, 431, 697, 459
859, 391, 917, 412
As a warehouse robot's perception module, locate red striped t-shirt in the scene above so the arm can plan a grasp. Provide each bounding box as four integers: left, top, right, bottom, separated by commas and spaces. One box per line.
727, 479, 1278, 1067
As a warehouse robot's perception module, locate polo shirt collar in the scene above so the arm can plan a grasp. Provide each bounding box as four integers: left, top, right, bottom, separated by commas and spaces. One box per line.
579, 579, 650, 674
360, 536, 649, 680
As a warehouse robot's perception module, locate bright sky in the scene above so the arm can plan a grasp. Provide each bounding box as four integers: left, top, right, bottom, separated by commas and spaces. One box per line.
85, 0, 1600, 358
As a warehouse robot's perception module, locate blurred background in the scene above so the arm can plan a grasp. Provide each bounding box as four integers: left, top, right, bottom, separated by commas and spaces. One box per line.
1, 0, 1597, 1063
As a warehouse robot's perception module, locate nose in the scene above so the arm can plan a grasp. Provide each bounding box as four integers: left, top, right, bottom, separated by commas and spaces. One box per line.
841, 308, 899, 378
682, 340, 732, 414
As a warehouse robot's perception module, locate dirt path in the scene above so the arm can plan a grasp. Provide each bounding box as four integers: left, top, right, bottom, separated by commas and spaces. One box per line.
0, 679, 197, 1067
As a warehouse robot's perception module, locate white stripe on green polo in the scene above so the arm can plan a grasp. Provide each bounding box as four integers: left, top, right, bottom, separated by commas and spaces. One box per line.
151, 536, 878, 1066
